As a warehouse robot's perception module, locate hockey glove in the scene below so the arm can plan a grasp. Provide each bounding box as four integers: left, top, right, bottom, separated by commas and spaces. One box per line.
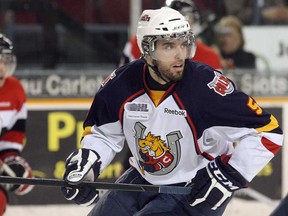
187, 155, 247, 210
0, 155, 34, 195
61, 148, 101, 206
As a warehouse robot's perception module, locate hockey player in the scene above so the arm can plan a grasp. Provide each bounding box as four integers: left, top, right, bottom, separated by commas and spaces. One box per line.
61, 7, 283, 216
119, 0, 222, 70
0, 34, 34, 215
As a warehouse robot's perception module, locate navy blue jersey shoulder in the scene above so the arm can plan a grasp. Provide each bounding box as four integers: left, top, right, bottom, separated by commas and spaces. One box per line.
174, 59, 224, 108
84, 60, 146, 127
173, 60, 221, 135
175, 60, 278, 137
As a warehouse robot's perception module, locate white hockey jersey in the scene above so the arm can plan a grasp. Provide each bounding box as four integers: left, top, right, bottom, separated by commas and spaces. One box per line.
81, 59, 283, 184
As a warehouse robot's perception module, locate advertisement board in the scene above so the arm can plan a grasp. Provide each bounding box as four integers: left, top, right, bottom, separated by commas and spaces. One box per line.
243, 26, 288, 72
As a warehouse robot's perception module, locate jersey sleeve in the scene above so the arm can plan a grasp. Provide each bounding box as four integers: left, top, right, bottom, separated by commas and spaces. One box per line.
198, 71, 283, 181
80, 93, 126, 173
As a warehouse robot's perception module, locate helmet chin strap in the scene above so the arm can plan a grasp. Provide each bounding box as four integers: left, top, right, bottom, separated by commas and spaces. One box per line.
141, 57, 172, 84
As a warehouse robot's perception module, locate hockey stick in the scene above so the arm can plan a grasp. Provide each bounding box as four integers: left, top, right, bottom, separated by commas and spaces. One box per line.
235, 187, 279, 207
0, 176, 191, 195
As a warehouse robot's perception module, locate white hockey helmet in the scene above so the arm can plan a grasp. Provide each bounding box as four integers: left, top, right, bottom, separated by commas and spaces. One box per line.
0, 34, 16, 78
136, 7, 196, 59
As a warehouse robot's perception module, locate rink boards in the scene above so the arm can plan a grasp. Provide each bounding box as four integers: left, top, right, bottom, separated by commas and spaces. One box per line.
7, 97, 287, 205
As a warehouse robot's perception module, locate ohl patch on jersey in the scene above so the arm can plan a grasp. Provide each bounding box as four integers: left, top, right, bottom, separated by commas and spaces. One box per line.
208, 71, 234, 96
134, 122, 182, 175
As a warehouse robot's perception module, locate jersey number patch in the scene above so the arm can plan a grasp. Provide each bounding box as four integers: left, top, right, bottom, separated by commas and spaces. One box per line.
247, 97, 262, 115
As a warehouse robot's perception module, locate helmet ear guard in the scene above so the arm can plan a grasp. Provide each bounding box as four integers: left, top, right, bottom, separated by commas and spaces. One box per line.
141, 36, 157, 56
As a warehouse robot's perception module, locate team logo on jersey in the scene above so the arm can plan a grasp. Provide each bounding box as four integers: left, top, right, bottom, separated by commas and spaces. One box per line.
208, 71, 234, 96
101, 70, 116, 87
125, 102, 150, 120
134, 122, 182, 175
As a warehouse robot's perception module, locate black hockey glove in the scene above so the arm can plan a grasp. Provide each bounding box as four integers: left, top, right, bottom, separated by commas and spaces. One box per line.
0, 154, 34, 195
186, 155, 247, 210
61, 148, 101, 206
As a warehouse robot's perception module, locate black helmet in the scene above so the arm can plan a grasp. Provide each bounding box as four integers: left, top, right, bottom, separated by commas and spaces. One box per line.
0, 34, 13, 54
0, 34, 16, 77
166, 0, 198, 14
165, 0, 202, 35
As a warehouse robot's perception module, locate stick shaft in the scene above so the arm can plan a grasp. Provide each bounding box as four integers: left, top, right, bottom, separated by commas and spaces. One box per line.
0, 176, 191, 195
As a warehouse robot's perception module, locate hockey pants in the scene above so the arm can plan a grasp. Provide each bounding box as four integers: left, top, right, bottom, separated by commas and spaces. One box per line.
87, 167, 230, 216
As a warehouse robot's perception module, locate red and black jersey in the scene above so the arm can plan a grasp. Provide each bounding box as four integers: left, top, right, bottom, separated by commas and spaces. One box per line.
0, 76, 27, 155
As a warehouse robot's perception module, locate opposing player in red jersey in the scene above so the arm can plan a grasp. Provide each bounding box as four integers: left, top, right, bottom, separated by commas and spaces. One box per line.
119, 0, 222, 70
0, 34, 34, 215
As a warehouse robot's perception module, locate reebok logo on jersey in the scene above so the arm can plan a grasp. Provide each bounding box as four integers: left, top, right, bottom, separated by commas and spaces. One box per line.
208, 71, 234, 96
164, 108, 187, 117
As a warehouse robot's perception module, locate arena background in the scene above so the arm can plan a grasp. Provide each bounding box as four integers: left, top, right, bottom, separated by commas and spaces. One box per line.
0, 0, 288, 215
4, 70, 287, 216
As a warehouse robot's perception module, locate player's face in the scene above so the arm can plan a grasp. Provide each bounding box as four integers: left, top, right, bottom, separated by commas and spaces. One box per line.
0, 54, 16, 87
153, 39, 188, 82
